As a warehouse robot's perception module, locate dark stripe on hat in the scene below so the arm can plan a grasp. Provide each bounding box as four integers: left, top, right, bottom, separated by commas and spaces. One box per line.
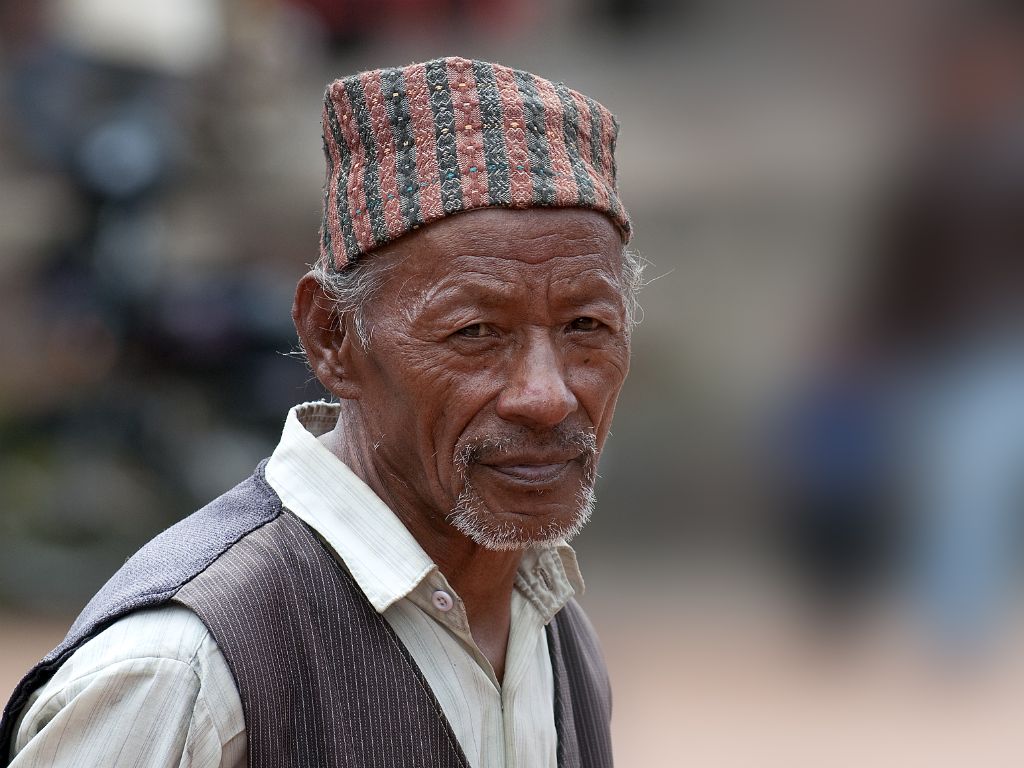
555, 83, 596, 208
344, 78, 389, 247
609, 115, 621, 185
380, 67, 423, 229
471, 60, 511, 206
425, 59, 464, 214
323, 94, 360, 262
319, 130, 335, 264
513, 70, 555, 205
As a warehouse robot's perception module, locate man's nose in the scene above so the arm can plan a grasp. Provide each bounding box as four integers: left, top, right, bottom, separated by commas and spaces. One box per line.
495, 331, 578, 428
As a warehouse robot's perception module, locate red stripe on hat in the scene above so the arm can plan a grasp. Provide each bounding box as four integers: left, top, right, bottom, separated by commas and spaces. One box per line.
446, 59, 488, 210
332, 84, 373, 254
532, 75, 578, 207
361, 71, 404, 241
574, 91, 597, 166
321, 103, 345, 268
571, 91, 609, 210
493, 64, 532, 206
403, 63, 443, 223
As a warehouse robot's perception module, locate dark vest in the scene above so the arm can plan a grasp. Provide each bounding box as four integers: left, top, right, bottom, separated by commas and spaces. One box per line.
1, 463, 614, 767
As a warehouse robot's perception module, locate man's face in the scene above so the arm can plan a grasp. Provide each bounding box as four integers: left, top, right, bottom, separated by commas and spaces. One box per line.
348, 207, 630, 550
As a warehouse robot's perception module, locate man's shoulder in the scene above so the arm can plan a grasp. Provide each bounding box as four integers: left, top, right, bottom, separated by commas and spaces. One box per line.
65, 462, 281, 644
9, 604, 246, 766
42, 604, 216, 689
0, 463, 276, 757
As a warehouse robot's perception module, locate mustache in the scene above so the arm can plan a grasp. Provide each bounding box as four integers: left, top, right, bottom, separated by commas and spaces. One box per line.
453, 426, 598, 475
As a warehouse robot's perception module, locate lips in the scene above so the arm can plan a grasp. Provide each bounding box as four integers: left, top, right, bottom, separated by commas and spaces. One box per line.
477, 454, 582, 485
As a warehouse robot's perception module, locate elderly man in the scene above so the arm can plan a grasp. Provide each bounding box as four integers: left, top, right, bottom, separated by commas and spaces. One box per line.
2, 56, 639, 767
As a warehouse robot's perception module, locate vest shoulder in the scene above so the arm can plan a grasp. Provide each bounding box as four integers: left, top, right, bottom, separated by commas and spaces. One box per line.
179, 510, 352, 613
64, 464, 282, 646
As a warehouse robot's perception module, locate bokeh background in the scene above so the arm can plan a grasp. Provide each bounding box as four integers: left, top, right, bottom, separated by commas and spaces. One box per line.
3, 0, 1024, 764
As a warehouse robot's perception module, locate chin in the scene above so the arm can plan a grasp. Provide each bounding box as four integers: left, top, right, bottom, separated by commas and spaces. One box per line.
445, 483, 596, 551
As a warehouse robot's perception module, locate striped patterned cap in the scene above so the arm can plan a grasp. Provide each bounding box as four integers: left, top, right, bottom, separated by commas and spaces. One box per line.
319, 56, 630, 269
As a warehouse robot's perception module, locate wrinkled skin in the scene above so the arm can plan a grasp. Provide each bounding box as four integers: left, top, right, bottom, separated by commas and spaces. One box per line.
294, 207, 629, 678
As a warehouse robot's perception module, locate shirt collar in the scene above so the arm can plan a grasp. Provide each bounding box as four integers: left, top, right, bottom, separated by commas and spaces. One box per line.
265, 402, 584, 619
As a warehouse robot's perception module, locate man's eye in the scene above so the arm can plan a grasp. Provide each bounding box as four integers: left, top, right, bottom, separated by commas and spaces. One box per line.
455, 323, 493, 338
569, 317, 602, 332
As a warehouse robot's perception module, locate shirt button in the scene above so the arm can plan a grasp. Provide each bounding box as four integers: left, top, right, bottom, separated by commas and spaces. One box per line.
431, 590, 454, 612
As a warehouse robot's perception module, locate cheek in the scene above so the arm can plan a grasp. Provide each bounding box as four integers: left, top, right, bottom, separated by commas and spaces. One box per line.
567, 344, 629, 430
382, 339, 501, 438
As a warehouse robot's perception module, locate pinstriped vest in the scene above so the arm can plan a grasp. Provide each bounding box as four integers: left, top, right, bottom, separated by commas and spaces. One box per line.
1, 463, 614, 768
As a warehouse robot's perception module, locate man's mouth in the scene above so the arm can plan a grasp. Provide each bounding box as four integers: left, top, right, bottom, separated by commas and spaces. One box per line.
454, 428, 598, 493
477, 454, 582, 485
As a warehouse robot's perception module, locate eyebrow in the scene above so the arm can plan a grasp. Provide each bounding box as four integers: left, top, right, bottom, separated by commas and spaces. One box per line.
551, 269, 623, 300
406, 274, 520, 321
404, 257, 625, 319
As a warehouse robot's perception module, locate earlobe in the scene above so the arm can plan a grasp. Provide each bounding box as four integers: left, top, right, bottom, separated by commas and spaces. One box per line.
292, 272, 361, 400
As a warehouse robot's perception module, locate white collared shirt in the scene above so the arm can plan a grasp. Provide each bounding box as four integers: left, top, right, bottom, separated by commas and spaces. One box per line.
10, 402, 585, 768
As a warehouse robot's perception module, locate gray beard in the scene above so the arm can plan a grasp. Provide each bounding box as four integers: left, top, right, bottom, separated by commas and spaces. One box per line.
445, 431, 598, 551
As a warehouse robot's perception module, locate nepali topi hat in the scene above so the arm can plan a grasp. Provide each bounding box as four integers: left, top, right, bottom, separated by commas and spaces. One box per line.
319, 56, 630, 269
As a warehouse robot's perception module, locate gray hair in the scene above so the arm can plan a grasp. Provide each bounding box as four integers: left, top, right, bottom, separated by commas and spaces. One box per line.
312, 244, 645, 348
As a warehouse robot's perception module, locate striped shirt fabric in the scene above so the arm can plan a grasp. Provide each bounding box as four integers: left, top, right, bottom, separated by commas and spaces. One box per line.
9, 402, 585, 768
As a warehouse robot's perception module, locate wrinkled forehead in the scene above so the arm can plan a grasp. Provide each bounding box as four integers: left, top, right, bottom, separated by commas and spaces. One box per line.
360, 208, 626, 319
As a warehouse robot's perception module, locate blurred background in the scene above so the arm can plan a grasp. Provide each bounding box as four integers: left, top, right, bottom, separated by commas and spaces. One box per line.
2, 0, 1024, 764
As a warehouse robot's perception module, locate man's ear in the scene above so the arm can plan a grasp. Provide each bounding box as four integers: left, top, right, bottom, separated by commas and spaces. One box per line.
292, 271, 361, 400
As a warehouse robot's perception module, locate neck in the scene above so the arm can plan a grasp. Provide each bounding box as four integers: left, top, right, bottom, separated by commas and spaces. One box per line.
320, 410, 522, 679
